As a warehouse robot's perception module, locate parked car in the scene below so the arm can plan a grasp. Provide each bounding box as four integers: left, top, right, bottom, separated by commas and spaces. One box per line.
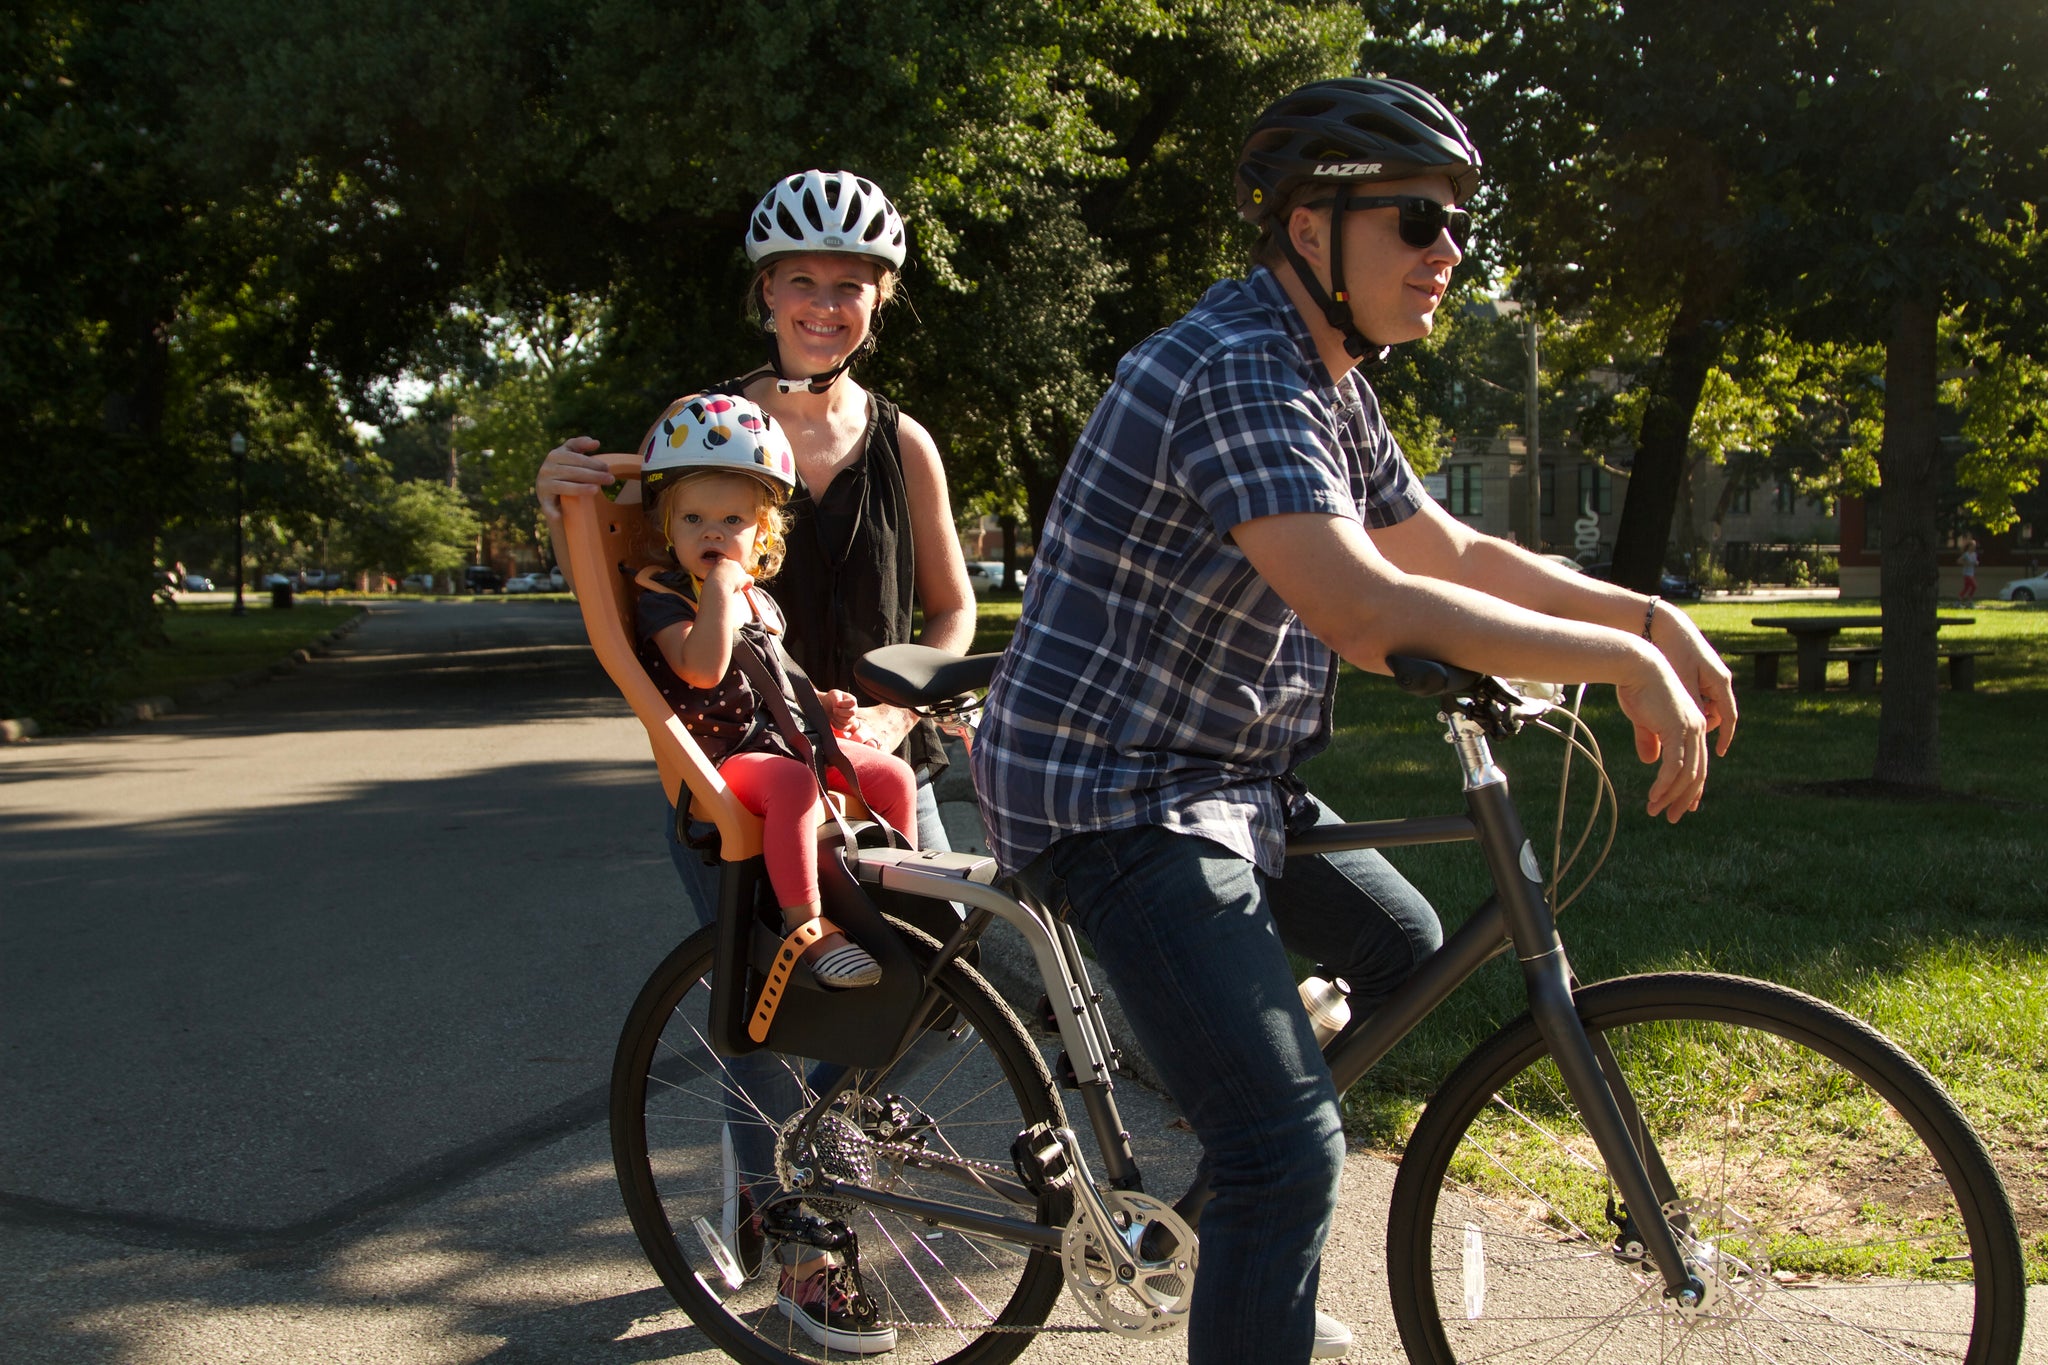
181, 572, 214, 591
548, 564, 566, 591
463, 565, 505, 593
400, 572, 437, 592
1998, 572, 2048, 602
263, 572, 293, 589
505, 572, 550, 594
1582, 562, 1704, 600
967, 560, 1026, 591
297, 568, 346, 591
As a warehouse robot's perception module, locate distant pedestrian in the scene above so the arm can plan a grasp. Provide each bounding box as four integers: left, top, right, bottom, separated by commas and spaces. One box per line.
1959, 539, 1980, 602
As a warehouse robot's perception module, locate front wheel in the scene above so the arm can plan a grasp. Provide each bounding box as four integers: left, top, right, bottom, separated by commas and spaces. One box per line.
1386, 972, 2025, 1364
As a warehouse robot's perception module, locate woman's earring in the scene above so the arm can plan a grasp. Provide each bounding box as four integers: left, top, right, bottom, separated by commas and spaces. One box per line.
762, 315, 778, 335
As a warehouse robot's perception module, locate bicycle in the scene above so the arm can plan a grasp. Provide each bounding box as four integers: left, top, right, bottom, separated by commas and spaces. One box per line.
606, 648, 2027, 1365
555, 461, 2025, 1364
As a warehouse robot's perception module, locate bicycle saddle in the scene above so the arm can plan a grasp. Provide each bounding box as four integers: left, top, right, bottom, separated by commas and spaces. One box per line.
854, 644, 1000, 709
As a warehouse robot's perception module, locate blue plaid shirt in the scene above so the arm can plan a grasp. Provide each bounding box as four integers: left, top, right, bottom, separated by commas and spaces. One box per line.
974, 267, 1425, 877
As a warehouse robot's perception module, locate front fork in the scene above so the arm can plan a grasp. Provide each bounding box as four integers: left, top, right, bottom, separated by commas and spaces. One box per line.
1452, 712, 1705, 1306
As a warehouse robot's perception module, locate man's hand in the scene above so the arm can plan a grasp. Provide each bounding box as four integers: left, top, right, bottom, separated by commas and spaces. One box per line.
1650, 605, 1739, 759
1614, 651, 1712, 823
536, 436, 616, 518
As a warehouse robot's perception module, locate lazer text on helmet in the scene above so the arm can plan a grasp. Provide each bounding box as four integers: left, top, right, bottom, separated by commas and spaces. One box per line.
1311, 162, 1384, 177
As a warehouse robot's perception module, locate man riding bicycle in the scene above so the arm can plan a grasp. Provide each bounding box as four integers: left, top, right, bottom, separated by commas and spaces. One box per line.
974, 77, 1737, 1364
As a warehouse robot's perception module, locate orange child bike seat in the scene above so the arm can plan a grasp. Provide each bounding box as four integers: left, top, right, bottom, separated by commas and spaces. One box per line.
556, 454, 763, 862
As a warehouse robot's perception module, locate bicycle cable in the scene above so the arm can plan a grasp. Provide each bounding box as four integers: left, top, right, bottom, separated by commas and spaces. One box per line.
1527, 686, 1619, 917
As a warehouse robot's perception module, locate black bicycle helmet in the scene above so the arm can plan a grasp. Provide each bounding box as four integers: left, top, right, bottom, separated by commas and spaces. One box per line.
1237, 77, 1482, 361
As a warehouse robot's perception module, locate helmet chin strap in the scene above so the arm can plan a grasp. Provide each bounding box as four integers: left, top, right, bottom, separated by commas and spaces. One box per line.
1278, 184, 1391, 369
764, 320, 879, 395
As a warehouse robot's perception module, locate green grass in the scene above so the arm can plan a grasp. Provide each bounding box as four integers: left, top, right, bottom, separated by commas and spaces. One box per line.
116, 601, 365, 700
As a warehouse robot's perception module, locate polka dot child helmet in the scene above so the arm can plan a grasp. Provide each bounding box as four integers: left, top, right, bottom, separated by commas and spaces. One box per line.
640, 394, 797, 507
745, 170, 907, 271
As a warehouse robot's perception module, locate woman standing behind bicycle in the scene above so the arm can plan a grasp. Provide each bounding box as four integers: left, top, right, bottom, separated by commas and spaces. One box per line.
536, 169, 977, 882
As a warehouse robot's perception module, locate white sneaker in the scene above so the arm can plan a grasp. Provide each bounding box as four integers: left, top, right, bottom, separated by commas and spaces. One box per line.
1312, 1308, 1354, 1359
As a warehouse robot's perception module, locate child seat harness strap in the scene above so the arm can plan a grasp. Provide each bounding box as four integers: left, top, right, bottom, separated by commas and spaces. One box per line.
631, 565, 910, 852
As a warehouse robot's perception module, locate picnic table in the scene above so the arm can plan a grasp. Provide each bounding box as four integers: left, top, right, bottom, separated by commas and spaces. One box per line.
1748, 615, 1976, 692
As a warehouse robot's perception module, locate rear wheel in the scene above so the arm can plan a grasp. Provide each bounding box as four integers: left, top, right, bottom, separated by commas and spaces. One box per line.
1387, 972, 2025, 1363
2012, 587, 2034, 602
612, 922, 1067, 1365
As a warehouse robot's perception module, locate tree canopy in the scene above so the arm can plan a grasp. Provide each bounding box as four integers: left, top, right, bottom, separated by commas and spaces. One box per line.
6, 0, 2047, 780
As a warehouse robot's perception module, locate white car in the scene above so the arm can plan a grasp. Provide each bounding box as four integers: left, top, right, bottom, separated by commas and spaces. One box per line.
967, 561, 1025, 591
181, 572, 214, 591
1997, 573, 2048, 602
505, 572, 551, 594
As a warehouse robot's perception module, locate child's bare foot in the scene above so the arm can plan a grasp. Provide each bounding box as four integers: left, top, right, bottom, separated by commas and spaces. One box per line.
783, 911, 882, 989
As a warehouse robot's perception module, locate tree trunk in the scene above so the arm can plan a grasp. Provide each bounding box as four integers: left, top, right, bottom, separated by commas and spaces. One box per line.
1873, 288, 1944, 789
1610, 279, 1725, 594
998, 511, 1020, 591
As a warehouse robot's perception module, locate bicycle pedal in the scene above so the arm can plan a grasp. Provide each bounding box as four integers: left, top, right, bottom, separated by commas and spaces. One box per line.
1010, 1121, 1076, 1227
1033, 993, 1061, 1037
1053, 1050, 1080, 1089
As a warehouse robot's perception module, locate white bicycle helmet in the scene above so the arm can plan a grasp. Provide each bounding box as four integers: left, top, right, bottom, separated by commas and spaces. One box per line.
640, 394, 797, 506
745, 170, 907, 271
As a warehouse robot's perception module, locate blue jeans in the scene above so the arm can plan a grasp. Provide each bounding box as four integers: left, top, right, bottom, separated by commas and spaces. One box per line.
661, 782, 958, 1202
1015, 803, 1441, 1365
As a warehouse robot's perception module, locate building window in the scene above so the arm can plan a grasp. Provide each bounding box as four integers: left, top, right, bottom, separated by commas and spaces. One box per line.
1540, 463, 1556, 517
1729, 485, 1752, 515
1447, 464, 1482, 517
1774, 479, 1796, 513
1576, 464, 1612, 516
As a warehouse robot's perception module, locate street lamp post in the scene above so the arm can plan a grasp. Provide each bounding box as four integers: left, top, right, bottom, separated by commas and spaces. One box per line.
230, 431, 247, 616
1523, 314, 1541, 551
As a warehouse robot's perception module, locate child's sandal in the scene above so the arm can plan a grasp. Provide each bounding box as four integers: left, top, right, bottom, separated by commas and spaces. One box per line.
802, 916, 882, 990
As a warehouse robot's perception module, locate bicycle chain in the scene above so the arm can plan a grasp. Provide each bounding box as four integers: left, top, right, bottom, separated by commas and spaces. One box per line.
821, 1136, 1112, 1335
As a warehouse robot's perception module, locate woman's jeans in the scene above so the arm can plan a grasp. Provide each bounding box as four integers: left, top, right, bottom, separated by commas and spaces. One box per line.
1013, 803, 1441, 1365
661, 783, 956, 1204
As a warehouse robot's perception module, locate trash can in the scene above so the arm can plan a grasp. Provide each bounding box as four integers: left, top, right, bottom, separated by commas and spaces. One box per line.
271, 582, 294, 609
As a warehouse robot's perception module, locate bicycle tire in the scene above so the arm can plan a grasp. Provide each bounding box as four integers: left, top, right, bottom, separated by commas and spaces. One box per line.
1386, 971, 2025, 1364
612, 920, 1068, 1365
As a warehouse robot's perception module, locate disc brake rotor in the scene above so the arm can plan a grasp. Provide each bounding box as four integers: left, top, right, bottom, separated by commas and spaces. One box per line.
1060, 1189, 1197, 1337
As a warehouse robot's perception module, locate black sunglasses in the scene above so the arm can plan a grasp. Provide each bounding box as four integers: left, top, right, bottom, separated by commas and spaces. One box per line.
1305, 194, 1471, 250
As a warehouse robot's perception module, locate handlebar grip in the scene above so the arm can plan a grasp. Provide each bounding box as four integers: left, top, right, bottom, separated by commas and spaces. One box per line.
1388, 655, 1484, 698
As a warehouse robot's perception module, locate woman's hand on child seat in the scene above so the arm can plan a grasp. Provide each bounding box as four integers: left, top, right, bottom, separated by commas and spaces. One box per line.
536, 436, 616, 518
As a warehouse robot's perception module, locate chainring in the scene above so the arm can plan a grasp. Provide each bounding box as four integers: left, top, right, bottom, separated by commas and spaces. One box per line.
1059, 1188, 1197, 1337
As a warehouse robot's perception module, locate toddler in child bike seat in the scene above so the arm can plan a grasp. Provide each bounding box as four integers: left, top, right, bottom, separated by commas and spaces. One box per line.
633, 393, 918, 991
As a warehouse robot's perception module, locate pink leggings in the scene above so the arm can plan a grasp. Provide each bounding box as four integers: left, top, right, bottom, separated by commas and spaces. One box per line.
720, 746, 918, 910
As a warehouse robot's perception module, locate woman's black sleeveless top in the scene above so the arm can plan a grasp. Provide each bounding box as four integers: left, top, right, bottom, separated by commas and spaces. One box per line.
712, 379, 946, 783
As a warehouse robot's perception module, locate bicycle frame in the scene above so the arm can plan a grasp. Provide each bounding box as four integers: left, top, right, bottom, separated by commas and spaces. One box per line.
801, 694, 1706, 1306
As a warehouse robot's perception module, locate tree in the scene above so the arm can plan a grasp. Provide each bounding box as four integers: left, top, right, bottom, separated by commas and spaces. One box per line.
1362, 1, 1809, 589
342, 478, 480, 580
1765, 0, 2048, 787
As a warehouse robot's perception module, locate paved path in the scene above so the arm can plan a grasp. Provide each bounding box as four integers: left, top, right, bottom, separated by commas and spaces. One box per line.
3, 599, 2040, 1363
